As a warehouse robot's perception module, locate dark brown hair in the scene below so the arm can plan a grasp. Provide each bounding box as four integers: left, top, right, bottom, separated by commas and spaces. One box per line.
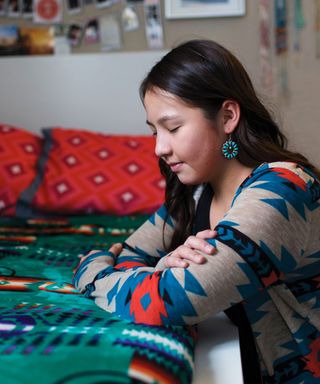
140, 39, 320, 251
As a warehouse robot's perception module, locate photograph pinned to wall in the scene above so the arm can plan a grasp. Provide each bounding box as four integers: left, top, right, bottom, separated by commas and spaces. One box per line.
7, 0, 20, 17
122, 5, 139, 32
274, 0, 288, 96
34, 0, 63, 23
95, 0, 113, 8
54, 23, 69, 37
19, 26, 55, 55
165, 0, 246, 19
99, 13, 122, 51
259, 0, 273, 94
54, 23, 71, 54
83, 18, 99, 44
0, 24, 19, 55
67, 0, 82, 14
144, 0, 163, 49
22, 0, 33, 18
67, 23, 83, 46
293, 0, 305, 52
54, 36, 71, 54
0, 0, 8, 16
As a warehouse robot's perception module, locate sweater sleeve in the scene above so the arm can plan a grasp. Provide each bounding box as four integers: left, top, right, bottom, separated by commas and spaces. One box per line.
73, 163, 318, 326
114, 204, 174, 270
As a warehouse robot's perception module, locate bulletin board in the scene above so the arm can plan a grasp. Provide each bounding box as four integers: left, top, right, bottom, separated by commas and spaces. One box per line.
0, 0, 164, 55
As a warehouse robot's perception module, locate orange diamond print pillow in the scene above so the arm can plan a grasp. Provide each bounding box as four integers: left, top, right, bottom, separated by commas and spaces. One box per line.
31, 128, 165, 215
0, 124, 42, 216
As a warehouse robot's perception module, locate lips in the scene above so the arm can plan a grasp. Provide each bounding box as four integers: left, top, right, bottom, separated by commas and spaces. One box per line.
168, 162, 183, 172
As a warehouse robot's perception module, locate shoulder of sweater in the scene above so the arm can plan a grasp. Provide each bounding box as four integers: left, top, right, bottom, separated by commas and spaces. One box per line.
246, 161, 317, 187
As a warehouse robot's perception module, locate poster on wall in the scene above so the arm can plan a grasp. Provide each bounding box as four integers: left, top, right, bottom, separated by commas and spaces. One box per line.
0, 24, 54, 56
33, 0, 63, 23
0, 25, 20, 55
19, 26, 55, 54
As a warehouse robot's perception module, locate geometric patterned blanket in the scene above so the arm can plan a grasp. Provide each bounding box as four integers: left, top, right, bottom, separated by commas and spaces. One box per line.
0, 215, 196, 384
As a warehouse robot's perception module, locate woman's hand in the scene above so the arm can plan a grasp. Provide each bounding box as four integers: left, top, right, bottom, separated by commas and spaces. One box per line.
164, 229, 216, 268
74, 243, 123, 272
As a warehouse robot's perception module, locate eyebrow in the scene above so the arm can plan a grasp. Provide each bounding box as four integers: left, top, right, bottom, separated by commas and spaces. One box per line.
146, 115, 180, 127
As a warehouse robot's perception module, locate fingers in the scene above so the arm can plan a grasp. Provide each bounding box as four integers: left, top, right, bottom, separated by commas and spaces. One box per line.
195, 229, 217, 239
164, 254, 189, 268
184, 235, 216, 255
75, 243, 123, 268
164, 230, 217, 269
164, 246, 207, 268
109, 242, 123, 255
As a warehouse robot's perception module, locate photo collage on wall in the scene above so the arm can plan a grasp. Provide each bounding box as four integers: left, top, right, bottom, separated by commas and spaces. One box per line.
0, 0, 155, 56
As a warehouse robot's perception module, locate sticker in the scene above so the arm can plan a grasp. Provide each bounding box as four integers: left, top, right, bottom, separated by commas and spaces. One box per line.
34, 0, 63, 24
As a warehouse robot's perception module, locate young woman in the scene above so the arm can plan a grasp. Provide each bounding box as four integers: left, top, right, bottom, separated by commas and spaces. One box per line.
73, 40, 320, 384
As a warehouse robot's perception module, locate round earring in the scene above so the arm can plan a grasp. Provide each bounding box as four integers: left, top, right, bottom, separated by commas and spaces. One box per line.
222, 135, 238, 159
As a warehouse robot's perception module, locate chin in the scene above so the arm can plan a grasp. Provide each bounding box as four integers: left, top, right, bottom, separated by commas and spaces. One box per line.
177, 175, 201, 186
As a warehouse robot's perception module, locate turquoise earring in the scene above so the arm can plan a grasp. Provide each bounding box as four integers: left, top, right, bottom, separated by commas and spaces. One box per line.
222, 135, 238, 159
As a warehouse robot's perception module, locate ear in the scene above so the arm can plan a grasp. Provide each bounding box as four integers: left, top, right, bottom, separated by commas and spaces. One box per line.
221, 100, 240, 134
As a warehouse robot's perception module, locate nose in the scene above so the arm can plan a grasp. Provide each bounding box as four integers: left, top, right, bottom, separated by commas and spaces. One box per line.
155, 131, 172, 158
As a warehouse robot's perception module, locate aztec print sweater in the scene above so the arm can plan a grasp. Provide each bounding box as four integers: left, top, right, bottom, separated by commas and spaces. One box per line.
73, 162, 320, 384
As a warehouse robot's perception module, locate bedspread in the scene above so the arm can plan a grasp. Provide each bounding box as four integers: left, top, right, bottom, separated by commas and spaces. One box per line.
0, 215, 196, 384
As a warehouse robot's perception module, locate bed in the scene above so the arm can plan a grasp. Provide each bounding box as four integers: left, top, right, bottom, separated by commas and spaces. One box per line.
0, 123, 242, 384
0, 214, 198, 384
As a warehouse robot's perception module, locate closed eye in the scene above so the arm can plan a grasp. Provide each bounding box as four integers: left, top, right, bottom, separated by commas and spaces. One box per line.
169, 126, 180, 133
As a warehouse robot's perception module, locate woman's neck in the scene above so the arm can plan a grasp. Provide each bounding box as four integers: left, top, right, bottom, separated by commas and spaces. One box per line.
210, 160, 255, 209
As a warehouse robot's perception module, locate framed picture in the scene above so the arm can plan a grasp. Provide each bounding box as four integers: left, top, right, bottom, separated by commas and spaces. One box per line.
165, 0, 245, 19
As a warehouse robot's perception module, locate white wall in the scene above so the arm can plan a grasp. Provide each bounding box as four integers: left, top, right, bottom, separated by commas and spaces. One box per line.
0, 51, 166, 134
0, 41, 319, 167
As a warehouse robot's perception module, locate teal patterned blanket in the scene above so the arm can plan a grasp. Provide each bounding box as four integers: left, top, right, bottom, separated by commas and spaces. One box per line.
0, 215, 196, 384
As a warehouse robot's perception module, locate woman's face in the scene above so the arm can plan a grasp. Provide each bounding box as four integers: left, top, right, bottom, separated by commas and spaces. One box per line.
144, 88, 227, 186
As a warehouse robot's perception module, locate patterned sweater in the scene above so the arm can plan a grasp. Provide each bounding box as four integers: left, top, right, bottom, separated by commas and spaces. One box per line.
73, 162, 320, 384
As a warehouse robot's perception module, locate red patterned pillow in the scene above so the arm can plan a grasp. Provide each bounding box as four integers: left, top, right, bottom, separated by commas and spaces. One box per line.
32, 128, 165, 215
0, 124, 42, 216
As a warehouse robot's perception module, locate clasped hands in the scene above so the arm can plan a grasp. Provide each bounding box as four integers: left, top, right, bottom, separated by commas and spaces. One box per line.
76, 229, 217, 270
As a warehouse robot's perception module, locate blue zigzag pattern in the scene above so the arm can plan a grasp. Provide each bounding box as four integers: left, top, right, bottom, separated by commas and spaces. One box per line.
215, 224, 282, 288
